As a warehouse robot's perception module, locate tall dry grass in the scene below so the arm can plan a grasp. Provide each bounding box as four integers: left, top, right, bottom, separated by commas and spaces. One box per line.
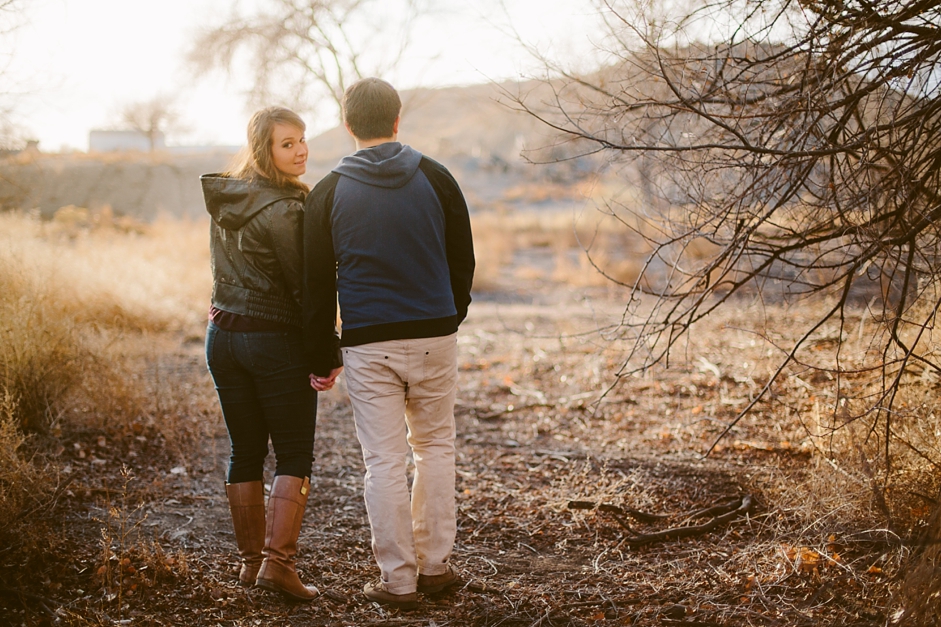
0, 209, 214, 529
0, 210, 211, 431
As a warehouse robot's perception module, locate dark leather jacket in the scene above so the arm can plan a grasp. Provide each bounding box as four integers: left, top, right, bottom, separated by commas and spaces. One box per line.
201, 174, 306, 327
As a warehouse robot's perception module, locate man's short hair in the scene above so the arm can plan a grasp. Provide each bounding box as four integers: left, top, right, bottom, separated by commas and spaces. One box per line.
342, 78, 402, 141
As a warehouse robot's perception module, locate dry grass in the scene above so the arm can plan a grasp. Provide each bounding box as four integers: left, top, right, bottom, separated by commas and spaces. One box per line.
0, 209, 210, 425
891, 497, 941, 626
470, 208, 653, 290
469, 173, 734, 293
0, 286, 87, 432
18, 208, 209, 331
0, 209, 215, 531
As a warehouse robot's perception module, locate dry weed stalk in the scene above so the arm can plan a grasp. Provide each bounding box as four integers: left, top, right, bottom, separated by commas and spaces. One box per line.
0, 392, 52, 528
94, 465, 162, 619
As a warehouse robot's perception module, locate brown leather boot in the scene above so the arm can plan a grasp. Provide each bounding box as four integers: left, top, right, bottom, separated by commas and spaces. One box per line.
225, 481, 266, 586
255, 475, 319, 601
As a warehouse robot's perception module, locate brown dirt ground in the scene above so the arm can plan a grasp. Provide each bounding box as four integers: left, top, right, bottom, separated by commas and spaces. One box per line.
0, 291, 905, 626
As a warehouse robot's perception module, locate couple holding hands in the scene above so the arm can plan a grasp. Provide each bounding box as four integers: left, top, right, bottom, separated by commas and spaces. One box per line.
201, 78, 475, 610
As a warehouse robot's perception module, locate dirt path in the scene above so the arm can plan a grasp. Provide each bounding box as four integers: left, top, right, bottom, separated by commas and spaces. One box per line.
3, 296, 893, 626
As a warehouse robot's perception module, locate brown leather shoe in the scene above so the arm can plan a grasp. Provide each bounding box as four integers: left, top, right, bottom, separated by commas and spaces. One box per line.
417, 565, 461, 594
363, 581, 418, 610
224, 481, 266, 586
255, 475, 319, 601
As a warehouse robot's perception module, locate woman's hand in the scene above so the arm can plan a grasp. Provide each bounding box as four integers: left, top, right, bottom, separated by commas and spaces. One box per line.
310, 367, 343, 391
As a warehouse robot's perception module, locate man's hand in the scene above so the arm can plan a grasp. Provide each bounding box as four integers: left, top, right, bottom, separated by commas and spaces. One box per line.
310, 367, 343, 391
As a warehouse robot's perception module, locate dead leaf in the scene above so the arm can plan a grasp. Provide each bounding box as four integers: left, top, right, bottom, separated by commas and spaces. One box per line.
785, 545, 821, 573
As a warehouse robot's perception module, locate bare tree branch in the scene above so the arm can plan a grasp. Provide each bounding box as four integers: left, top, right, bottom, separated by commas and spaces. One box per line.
511, 0, 941, 471
118, 95, 179, 151
188, 0, 422, 117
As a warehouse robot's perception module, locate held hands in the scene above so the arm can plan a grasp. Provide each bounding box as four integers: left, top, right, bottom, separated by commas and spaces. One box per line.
310, 367, 343, 391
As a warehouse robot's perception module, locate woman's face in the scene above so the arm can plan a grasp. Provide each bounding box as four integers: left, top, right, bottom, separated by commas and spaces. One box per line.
270, 123, 308, 177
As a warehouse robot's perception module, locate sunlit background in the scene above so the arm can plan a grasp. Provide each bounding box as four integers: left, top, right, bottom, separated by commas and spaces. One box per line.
3, 1, 941, 623
5, 0, 599, 151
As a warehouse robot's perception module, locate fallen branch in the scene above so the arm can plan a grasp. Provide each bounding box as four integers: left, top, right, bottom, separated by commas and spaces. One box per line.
568, 495, 754, 546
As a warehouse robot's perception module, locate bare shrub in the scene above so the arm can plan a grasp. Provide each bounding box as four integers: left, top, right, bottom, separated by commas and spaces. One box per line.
512, 5, 941, 615
0, 393, 52, 528
0, 258, 88, 432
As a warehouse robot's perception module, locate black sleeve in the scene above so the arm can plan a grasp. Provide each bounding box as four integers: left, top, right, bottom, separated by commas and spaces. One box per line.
303, 172, 343, 376
418, 157, 475, 324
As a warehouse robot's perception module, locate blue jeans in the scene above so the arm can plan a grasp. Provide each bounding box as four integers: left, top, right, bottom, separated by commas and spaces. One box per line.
205, 322, 316, 483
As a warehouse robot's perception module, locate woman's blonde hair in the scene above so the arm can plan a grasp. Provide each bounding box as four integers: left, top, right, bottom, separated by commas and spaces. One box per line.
225, 107, 309, 193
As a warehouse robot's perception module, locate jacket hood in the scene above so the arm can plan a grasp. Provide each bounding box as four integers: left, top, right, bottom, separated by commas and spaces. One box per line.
332, 142, 422, 189
201, 174, 305, 230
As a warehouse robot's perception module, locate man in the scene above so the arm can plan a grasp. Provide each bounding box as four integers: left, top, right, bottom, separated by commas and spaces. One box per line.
303, 77, 475, 609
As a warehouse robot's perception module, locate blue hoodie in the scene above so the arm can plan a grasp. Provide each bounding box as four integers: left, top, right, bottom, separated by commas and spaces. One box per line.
303, 142, 475, 375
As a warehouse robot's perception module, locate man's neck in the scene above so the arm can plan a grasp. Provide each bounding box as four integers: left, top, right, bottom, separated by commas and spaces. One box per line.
354, 135, 397, 150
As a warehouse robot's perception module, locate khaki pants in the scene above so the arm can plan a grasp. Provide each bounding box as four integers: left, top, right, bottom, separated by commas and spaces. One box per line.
342, 333, 458, 595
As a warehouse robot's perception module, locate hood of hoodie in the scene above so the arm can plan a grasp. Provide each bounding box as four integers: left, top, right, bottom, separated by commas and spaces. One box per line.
201, 174, 305, 230
332, 142, 422, 189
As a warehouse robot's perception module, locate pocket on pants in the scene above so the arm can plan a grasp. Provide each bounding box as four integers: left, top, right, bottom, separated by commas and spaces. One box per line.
419, 334, 457, 391
244, 332, 296, 372
343, 347, 394, 402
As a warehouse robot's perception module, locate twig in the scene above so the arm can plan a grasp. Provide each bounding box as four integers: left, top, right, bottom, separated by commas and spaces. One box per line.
909, 490, 938, 505
569, 495, 754, 546
569, 496, 744, 523
13, 475, 76, 524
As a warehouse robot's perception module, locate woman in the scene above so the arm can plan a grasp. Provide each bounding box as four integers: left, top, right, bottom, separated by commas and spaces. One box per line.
201, 107, 339, 601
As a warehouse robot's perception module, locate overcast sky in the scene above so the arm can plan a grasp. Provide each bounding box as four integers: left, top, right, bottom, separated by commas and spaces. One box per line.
4, 0, 600, 151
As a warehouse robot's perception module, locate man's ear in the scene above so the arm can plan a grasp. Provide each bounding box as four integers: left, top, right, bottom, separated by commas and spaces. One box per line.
344, 122, 354, 137
392, 116, 400, 136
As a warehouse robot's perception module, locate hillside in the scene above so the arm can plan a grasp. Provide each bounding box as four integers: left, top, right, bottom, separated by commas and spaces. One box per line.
309, 81, 564, 166
0, 81, 586, 221
0, 151, 236, 221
